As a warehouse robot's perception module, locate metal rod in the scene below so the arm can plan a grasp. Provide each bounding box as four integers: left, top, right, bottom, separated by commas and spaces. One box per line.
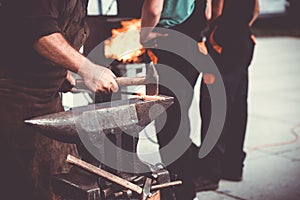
120, 91, 141, 96
150, 180, 182, 190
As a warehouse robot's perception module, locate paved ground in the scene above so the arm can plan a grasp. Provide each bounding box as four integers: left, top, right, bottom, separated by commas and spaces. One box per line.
196, 37, 300, 200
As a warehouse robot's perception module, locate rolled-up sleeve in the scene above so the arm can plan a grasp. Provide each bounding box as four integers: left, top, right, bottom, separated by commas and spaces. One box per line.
25, 0, 62, 42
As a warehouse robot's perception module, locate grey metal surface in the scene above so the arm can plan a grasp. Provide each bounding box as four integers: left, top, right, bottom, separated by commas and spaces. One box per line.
25, 97, 173, 143
79, 104, 138, 131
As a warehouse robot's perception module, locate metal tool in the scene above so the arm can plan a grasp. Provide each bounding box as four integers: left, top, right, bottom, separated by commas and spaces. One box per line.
24, 97, 173, 143
75, 62, 159, 95
150, 180, 182, 191
142, 178, 152, 200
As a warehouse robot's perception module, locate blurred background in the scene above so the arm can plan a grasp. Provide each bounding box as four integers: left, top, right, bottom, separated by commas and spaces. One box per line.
254, 0, 300, 36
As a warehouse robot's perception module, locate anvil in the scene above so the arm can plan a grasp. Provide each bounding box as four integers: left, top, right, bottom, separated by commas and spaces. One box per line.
25, 96, 173, 144
25, 96, 174, 199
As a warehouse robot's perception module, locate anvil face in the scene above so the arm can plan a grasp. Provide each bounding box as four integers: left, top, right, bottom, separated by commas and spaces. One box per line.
25, 96, 174, 144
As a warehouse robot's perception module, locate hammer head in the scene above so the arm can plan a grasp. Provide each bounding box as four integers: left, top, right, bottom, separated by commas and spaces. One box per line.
145, 62, 159, 96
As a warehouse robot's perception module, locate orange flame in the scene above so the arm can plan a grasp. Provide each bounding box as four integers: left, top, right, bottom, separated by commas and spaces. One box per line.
104, 19, 145, 63
147, 50, 158, 64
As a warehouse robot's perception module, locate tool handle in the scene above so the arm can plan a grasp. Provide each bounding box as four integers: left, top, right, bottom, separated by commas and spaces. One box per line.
75, 77, 146, 90
150, 180, 182, 190
115, 77, 146, 87
66, 155, 143, 194
75, 79, 89, 90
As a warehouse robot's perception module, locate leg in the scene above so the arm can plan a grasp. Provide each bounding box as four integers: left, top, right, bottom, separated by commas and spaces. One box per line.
154, 49, 198, 200
221, 38, 255, 180
222, 69, 249, 180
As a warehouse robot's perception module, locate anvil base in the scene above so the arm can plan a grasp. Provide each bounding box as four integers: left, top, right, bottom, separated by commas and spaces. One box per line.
52, 167, 101, 200
52, 166, 169, 200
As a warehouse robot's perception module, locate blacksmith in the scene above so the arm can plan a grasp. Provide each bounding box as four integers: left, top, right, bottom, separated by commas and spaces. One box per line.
0, 0, 118, 199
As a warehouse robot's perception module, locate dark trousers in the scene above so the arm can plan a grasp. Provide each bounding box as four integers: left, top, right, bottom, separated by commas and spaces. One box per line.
153, 48, 199, 200
199, 36, 255, 177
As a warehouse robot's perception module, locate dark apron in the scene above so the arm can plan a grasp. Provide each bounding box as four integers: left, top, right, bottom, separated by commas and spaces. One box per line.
0, 0, 89, 199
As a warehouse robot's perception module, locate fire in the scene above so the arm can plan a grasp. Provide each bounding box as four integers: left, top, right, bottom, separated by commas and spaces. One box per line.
105, 19, 145, 63
147, 50, 158, 64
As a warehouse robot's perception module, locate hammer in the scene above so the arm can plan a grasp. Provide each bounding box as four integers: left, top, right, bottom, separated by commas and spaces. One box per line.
75, 62, 159, 96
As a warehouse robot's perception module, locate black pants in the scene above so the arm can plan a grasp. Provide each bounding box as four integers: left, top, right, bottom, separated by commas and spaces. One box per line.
152, 46, 199, 199
199, 36, 255, 178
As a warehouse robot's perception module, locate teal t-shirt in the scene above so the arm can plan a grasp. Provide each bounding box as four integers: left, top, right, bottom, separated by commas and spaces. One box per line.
158, 0, 195, 28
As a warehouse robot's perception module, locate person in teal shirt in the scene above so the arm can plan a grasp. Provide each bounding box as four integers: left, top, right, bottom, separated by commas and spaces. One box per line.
159, 0, 196, 28
141, 0, 200, 43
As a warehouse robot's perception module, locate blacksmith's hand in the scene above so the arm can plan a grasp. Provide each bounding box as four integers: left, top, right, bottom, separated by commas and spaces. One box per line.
58, 71, 76, 93
78, 59, 119, 94
66, 71, 76, 87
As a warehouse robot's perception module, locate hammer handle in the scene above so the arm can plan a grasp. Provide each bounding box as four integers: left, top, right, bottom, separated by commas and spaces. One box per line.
75, 77, 146, 90
115, 76, 146, 87
75, 79, 89, 90
66, 155, 143, 194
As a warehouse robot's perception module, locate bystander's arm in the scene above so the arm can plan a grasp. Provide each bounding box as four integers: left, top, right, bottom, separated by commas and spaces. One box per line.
205, 0, 212, 20
210, 0, 224, 22
140, 0, 165, 44
249, 0, 260, 26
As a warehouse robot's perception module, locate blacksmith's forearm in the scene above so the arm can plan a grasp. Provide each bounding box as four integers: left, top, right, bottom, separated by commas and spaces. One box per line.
33, 33, 88, 73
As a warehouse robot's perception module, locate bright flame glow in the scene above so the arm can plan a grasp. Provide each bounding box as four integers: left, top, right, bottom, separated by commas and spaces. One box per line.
105, 19, 145, 63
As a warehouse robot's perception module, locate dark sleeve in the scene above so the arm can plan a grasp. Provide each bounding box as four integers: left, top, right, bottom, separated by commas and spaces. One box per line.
25, 0, 62, 42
